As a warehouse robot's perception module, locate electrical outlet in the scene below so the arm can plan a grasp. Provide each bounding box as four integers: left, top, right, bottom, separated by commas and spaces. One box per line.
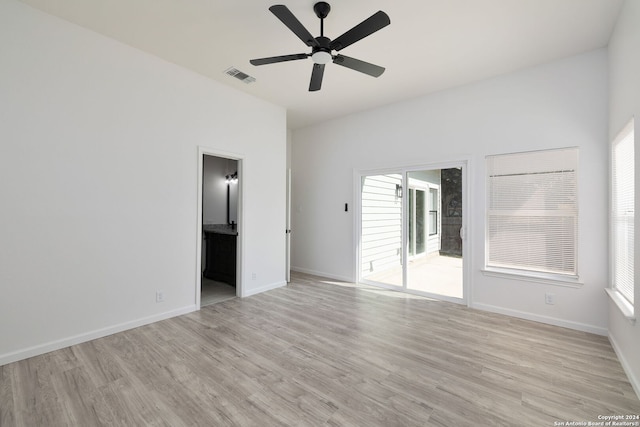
156, 291, 164, 303
251, 272, 257, 280
545, 293, 555, 305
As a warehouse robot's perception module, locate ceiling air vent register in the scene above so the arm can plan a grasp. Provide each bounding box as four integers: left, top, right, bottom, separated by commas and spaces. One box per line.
224, 67, 256, 84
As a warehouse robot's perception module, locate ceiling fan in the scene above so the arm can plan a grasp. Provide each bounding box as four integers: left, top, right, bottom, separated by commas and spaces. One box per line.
250, 2, 390, 92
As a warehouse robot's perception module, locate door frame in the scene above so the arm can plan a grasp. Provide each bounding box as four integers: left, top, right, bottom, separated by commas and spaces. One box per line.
407, 179, 440, 260
196, 146, 244, 308
285, 168, 292, 282
354, 158, 471, 306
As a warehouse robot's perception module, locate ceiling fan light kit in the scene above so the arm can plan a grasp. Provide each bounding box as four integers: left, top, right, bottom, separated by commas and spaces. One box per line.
312, 51, 332, 65
250, 2, 390, 92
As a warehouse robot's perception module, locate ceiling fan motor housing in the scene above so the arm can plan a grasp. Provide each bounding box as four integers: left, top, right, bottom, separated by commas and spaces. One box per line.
311, 36, 332, 64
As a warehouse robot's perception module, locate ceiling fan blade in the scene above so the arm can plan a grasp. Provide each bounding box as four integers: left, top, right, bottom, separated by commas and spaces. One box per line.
333, 55, 385, 77
250, 53, 309, 66
329, 11, 390, 51
269, 5, 319, 47
309, 64, 325, 91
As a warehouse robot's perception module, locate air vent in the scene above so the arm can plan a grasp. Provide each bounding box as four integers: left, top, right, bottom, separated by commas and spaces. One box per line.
224, 67, 256, 84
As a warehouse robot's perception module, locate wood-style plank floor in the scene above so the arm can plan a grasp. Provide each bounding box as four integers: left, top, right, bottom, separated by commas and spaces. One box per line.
2, 272, 639, 426
201, 278, 236, 307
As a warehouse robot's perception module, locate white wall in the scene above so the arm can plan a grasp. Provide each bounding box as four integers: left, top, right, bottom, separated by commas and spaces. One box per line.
0, 0, 286, 364
291, 49, 609, 334
608, 0, 640, 397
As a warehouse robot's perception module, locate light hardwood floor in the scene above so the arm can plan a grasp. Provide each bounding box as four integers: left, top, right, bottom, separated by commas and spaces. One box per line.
201, 277, 236, 307
2, 272, 639, 426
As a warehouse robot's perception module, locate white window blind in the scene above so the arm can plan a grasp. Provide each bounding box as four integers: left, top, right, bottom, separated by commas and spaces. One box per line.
612, 119, 635, 305
487, 148, 578, 276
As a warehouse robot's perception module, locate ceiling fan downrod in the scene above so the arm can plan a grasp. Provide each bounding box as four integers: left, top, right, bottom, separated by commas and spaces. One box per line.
313, 2, 331, 37
311, 2, 332, 65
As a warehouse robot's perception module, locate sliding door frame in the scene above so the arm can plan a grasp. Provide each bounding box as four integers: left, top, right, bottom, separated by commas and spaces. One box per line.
354, 158, 471, 306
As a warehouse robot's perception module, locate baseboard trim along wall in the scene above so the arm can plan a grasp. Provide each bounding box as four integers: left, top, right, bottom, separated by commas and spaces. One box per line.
472, 302, 608, 336
0, 305, 197, 366
608, 332, 640, 400
290, 267, 354, 284
242, 280, 287, 298
1, 280, 290, 366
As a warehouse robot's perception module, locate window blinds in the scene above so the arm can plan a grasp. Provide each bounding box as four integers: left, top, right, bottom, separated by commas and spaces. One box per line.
487, 148, 578, 276
612, 120, 635, 305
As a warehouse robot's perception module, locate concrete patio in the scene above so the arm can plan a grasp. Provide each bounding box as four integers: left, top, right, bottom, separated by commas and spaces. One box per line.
362, 254, 463, 299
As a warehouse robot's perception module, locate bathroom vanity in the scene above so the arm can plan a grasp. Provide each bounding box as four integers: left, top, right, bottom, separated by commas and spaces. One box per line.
203, 224, 237, 286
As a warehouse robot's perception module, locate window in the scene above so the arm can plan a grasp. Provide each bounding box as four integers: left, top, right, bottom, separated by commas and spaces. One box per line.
408, 182, 439, 257
486, 148, 578, 277
611, 119, 635, 306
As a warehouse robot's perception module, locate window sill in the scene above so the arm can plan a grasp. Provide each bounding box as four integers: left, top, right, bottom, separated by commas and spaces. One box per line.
481, 267, 583, 288
605, 288, 636, 325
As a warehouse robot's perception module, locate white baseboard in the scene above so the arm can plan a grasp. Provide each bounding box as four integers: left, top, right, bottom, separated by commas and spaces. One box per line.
472, 302, 608, 336
608, 332, 640, 400
290, 266, 354, 283
242, 280, 287, 298
0, 305, 197, 366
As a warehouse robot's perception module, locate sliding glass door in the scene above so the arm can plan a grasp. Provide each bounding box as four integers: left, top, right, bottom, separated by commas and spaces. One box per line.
359, 165, 465, 302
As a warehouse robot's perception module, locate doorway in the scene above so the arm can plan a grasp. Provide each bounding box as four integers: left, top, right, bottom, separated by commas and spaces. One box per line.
197, 150, 242, 308
358, 162, 467, 303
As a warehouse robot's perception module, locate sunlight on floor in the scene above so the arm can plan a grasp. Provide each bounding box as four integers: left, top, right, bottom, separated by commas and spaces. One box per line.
319, 280, 438, 300
362, 254, 463, 299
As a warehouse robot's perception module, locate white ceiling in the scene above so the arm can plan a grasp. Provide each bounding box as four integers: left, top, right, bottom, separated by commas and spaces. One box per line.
19, 0, 623, 129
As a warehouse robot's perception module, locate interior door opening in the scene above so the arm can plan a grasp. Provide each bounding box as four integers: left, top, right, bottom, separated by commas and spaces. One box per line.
359, 164, 465, 303
200, 154, 240, 307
